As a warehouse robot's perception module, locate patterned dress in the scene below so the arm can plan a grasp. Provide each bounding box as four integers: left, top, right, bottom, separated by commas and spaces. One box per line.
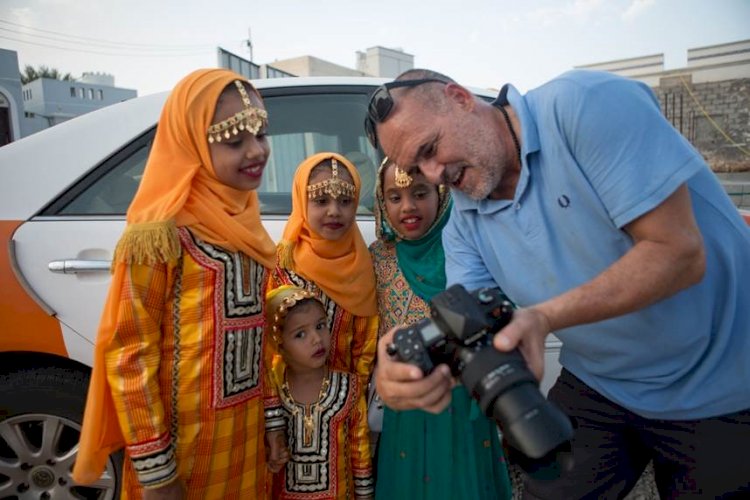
265, 370, 374, 498
106, 227, 271, 499
369, 239, 512, 500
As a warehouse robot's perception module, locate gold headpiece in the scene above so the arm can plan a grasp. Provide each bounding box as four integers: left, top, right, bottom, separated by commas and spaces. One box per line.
306, 158, 357, 200
207, 80, 268, 144
394, 165, 413, 188
267, 286, 320, 343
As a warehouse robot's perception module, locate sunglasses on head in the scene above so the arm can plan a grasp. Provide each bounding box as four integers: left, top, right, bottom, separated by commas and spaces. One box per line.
364, 78, 448, 148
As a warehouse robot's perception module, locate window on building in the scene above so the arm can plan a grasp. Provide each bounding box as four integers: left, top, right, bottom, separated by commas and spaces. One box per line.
70, 87, 76, 97
77, 88, 84, 98
97, 89, 103, 100
87, 88, 94, 99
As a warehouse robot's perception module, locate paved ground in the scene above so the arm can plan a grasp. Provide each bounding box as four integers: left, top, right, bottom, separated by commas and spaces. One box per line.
508, 462, 659, 499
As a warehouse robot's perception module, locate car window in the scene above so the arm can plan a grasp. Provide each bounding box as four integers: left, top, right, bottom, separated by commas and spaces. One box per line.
48, 86, 382, 217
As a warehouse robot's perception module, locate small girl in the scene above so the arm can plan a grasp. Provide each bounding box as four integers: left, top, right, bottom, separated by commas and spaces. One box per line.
369, 157, 513, 500
72, 69, 278, 498
265, 285, 374, 499
270, 152, 378, 384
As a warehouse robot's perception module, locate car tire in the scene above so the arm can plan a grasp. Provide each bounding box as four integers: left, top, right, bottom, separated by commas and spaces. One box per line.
0, 365, 121, 499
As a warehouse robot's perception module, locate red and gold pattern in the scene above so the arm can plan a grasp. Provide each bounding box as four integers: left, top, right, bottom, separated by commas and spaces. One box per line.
105, 228, 271, 498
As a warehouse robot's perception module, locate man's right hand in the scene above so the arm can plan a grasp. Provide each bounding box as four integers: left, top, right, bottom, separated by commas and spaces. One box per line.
375, 326, 453, 413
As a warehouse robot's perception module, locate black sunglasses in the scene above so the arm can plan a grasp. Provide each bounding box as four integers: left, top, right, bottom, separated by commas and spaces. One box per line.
364, 78, 448, 148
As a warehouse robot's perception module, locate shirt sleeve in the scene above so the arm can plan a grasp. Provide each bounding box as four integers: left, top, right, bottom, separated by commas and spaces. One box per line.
560, 75, 706, 228
349, 376, 375, 498
104, 261, 177, 489
443, 210, 498, 291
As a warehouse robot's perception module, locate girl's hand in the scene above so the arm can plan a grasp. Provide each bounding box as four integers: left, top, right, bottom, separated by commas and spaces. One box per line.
266, 430, 290, 473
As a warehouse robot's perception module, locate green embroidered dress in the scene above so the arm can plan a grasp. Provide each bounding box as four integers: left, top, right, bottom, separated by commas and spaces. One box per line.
368, 163, 511, 500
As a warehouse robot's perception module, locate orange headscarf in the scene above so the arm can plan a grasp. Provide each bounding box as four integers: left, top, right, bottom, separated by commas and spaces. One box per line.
113, 68, 275, 268
278, 152, 377, 317
73, 68, 275, 484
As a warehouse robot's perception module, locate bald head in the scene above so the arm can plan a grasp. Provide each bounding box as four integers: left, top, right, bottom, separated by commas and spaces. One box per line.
388, 68, 456, 114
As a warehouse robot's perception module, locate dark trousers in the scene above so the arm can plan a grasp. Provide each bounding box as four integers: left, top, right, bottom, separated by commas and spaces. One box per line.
524, 369, 750, 500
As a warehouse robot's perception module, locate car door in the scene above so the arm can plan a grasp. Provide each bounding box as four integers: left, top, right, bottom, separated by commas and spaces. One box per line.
11, 83, 381, 366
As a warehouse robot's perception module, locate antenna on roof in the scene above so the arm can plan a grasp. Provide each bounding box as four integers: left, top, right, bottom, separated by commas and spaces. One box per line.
246, 27, 254, 62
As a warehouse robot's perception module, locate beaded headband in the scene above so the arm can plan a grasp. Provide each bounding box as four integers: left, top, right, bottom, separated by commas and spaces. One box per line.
306, 158, 357, 200
207, 80, 268, 144
268, 287, 321, 343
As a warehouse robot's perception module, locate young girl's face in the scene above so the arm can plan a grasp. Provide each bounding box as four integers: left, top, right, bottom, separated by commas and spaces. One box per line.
382, 163, 440, 240
208, 84, 270, 191
307, 165, 357, 241
280, 300, 331, 372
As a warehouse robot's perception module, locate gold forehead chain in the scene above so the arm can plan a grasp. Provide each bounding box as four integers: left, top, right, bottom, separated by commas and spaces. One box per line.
207, 80, 268, 144
393, 165, 413, 188
306, 159, 357, 200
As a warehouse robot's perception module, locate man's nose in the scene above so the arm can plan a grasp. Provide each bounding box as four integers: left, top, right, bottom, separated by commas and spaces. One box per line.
418, 158, 444, 185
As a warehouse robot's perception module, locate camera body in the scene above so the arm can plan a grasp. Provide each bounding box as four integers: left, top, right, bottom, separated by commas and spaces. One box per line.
387, 284, 574, 478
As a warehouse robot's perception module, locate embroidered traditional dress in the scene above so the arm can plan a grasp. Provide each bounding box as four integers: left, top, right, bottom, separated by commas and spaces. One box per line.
73, 69, 278, 499
368, 160, 512, 500
266, 370, 374, 499
110, 228, 271, 498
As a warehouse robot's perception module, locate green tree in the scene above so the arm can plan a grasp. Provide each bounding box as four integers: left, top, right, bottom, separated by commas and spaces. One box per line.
20, 65, 74, 84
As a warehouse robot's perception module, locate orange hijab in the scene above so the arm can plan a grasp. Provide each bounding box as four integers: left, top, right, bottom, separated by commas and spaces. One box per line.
278, 152, 377, 317
73, 68, 275, 484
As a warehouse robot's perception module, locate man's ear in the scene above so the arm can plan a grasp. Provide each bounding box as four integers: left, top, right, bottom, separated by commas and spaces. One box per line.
444, 83, 475, 111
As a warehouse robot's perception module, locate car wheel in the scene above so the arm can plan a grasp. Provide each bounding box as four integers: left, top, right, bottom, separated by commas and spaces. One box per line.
0, 366, 121, 499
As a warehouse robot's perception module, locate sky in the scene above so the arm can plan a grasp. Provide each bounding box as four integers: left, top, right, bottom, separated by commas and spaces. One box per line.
1, 0, 749, 96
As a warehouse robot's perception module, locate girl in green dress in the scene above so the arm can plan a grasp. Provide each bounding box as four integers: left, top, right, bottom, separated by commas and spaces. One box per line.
368, 157, 512, 499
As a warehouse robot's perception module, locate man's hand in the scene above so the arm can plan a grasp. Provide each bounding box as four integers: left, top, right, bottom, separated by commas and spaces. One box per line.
142, 478, 187, 500
375, 327, 453, 413
492, 307, 551, 382
265, 430, 290, 473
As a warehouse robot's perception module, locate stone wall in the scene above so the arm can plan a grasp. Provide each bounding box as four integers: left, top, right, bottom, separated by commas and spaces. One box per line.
656, 76, 750, 173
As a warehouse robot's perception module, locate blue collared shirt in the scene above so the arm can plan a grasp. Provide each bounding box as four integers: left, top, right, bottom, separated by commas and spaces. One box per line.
444, 70, 750, 419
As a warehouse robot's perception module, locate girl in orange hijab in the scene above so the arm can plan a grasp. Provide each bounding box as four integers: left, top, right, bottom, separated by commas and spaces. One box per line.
72, 68, 278, 499
266, 153, 378, 390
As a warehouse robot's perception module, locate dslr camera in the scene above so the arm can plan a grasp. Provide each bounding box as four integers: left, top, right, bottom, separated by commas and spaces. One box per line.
386, 284, 573, 479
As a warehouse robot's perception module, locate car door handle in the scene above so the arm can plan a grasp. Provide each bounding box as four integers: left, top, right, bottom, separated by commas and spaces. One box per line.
48, 259, 112, 274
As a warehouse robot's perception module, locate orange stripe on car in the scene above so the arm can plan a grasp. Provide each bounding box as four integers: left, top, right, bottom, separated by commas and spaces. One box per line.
0, 220, 67, 356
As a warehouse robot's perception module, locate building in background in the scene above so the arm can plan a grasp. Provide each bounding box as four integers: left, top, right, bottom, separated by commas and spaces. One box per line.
0, 49, 32, 146
578, 39, 750, 208
356, 46, 414, 78
0, 48, 137, 144
22, 71, 136, 133
218, 45, 414, 79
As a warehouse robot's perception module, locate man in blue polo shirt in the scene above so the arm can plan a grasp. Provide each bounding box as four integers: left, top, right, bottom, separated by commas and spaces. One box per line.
369, 68, 750, 498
